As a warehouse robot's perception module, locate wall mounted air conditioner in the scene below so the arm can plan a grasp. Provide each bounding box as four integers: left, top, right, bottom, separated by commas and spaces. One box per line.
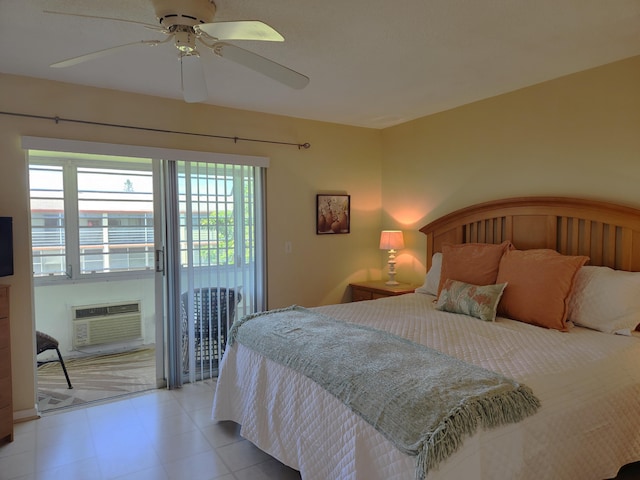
72, 301, 142, 348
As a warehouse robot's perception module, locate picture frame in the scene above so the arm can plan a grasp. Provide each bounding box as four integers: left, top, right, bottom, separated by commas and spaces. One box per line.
316, 194, 350, 234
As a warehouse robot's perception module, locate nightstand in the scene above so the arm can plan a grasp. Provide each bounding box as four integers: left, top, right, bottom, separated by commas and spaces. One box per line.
349, 281, 417, 302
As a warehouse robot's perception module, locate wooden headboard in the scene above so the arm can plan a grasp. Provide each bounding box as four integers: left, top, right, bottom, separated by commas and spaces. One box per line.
420, 197, 640, 272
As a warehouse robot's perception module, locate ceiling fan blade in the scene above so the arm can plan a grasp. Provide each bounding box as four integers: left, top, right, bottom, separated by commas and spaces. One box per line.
196, 21, 284, 42
213, 43, 309, 89
50, 39, 166, 68
181, 53, 208, 103
44, 10, 166, 32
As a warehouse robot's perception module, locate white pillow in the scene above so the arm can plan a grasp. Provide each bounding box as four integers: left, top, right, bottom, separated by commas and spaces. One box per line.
568, 266, 640, 335
415, 252, 442, 296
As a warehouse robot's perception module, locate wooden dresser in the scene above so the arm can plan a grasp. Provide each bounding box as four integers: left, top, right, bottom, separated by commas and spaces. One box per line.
0, 285, 12, 443
349, 281, 416, 302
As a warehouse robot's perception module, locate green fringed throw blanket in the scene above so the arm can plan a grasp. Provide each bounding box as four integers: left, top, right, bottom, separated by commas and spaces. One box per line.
229, 305, 540, 479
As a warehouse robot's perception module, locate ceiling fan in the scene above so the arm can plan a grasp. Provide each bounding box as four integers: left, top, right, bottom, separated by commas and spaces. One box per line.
47, 0, 310, 103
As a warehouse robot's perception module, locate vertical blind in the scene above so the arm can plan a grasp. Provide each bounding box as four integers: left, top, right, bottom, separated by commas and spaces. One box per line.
177, 160, 266, 383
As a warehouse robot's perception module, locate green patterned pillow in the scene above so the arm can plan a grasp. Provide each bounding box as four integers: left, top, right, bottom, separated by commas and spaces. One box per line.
435, 279, 508, 322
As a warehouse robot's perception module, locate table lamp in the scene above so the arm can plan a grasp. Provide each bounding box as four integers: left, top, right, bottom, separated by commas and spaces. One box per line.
379, 230, 404, 285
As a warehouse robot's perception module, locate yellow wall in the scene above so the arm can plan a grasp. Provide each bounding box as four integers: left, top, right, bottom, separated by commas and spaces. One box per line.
0, 73, 383, 418
382, 55, 640, 285
3, 54, 640, 420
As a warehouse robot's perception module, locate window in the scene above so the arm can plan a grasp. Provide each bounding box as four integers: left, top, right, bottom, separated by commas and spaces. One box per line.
76, 166, 154, 275
179, 165, 244, 268
28, 151, 263, 290
29, 153, 155, 280
30, 165, 66, 276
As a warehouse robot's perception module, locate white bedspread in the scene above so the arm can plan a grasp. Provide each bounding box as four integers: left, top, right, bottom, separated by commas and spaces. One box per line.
212, 293, 640, 480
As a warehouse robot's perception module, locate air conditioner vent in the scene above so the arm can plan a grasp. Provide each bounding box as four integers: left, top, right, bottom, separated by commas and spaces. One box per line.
74, 302, 140, 319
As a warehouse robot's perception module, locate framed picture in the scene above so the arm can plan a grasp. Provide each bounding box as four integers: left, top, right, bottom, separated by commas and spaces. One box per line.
316, 194, 350, 234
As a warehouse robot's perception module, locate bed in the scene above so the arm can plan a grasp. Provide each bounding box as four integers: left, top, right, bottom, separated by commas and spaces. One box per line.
212, 196, 640, 480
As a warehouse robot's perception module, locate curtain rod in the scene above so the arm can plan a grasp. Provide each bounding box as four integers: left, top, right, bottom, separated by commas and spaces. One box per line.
0, 111, 311, 150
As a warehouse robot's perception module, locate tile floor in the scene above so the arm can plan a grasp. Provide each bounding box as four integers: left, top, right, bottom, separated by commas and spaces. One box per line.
2, 381, 639, 480
0, 381, 301, 480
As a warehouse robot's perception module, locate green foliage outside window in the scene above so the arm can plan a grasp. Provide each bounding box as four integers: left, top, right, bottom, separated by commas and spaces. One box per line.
198, 210, 235, 265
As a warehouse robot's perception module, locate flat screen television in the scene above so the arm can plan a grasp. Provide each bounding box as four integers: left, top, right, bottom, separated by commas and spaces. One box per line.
0, 217, 14, 277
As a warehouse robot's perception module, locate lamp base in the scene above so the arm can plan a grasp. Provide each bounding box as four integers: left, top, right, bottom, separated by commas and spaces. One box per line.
385, 249, 399, 286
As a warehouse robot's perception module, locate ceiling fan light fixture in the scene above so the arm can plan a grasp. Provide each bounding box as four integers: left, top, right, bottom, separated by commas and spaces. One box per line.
180, 51, 200, 59
174, 26, 197, 53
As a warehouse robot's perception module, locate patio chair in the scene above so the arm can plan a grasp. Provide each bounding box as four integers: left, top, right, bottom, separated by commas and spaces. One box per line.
180, 287, 242, 372
36, 331, 73, 389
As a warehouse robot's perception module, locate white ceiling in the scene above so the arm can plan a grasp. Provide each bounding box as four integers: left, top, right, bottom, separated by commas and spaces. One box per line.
1, 0, 640, 129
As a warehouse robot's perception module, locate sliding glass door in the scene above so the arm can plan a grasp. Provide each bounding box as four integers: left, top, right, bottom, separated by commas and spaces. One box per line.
163, 159, 266, 387
24, 137, 267, 394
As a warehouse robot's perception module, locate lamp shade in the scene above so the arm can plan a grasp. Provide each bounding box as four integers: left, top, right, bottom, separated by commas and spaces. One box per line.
379, 230, 404, 250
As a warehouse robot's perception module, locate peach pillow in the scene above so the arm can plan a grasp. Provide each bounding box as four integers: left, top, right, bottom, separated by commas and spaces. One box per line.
496, 249, 589, 331
437, 241, 512, 298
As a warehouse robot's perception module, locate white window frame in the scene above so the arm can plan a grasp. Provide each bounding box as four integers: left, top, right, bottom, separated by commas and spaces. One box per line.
29, 156, 156, 285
